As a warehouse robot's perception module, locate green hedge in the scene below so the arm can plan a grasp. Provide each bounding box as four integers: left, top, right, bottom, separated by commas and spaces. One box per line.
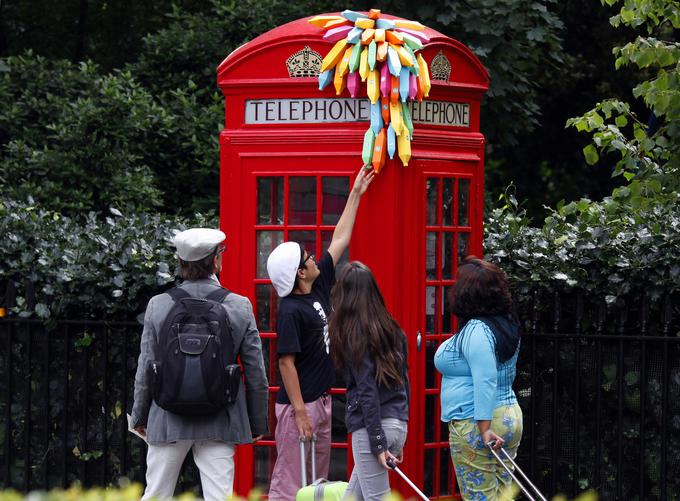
0, 197, 216, 320
485, 190, 680, 302
2, 189, 679, 321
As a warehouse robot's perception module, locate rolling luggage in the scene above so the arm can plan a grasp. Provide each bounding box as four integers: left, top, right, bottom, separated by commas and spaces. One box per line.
386, 459, 429, 501
486, 440, 548, 501
296, 436, 349, 501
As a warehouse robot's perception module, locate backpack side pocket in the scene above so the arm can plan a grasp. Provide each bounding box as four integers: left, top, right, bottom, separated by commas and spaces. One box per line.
224, 364, 242, 404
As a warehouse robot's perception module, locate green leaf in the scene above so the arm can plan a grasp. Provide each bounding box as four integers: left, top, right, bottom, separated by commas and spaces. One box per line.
615, 115, 628, 127
583, 144, 600, 165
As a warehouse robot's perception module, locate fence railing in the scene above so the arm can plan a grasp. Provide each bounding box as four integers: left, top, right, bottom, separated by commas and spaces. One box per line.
513, 291, 680, 501
0, 289, 679, 500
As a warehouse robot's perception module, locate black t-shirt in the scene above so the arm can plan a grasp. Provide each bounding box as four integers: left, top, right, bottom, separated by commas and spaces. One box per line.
276, 251, 336, 404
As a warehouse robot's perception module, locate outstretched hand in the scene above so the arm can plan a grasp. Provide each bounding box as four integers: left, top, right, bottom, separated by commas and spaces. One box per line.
352, 166, 375, 196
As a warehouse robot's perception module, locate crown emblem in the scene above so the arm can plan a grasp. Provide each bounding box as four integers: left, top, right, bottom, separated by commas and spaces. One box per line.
430, 51, 452, 81
286, 46, 323, 78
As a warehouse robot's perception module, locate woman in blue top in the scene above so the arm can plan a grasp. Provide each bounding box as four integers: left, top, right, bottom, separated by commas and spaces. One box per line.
434, 257, 522, 500
329, 261, 409, 501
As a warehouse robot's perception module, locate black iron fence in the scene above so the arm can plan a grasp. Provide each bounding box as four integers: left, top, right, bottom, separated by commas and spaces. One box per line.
513, 291, 680, 501
1, 288, 679, 500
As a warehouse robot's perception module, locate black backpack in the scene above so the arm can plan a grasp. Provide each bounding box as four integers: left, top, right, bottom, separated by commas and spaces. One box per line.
148, 286, 242, 416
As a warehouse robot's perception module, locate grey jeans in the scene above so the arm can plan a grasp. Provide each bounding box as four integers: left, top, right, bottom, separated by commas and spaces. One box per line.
343, 418, 408, 501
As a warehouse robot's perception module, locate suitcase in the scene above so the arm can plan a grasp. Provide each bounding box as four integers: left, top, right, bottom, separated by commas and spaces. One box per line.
386, 459, 429, 501
295, 436, 349, 501
485, 440, 548, 501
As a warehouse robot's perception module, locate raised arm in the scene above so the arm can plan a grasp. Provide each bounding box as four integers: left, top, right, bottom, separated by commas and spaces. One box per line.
327, 167, 374, 265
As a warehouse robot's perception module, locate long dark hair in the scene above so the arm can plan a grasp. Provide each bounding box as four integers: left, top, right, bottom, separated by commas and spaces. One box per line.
329, 261, 406, 388
449, 256, 519, 363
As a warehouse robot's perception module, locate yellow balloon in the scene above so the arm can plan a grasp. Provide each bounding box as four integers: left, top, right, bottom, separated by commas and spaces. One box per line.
321, 39, 349, 73
359, 47, 369, 81
366, 69, 380, 104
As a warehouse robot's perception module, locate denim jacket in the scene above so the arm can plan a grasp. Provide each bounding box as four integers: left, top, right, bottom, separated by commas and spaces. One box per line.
344, 338, 409, 455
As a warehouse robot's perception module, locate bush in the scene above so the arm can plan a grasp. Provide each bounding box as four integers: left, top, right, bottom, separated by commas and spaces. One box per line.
0, 53, 169, 214
0, 197, 217, 320
485, 189, 680, 301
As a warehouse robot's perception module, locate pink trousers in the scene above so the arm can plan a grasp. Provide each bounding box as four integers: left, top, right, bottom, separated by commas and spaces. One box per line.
268, 394, 332, 500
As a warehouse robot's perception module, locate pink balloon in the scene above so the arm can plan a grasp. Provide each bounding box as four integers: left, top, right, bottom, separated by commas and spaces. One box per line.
347, 71, 360, 97
409, 73, 417, 100
323, 25, 353, 42
380, 63, 390, 98
394, 28, 430, 43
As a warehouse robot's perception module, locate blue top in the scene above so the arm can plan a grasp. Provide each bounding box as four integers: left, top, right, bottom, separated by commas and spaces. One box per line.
434, 319, 519, 422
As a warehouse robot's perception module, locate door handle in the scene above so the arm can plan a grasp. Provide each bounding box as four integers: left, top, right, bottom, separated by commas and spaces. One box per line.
416, 331, 422, 352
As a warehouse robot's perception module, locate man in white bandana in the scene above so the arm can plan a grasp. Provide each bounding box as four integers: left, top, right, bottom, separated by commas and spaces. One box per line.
266, 167, 373, 500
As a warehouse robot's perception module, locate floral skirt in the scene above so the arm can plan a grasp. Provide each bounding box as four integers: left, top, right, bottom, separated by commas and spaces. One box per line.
448, 403, 523, 501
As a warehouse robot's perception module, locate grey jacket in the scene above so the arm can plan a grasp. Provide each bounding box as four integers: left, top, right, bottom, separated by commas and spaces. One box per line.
131, 276, 269, 444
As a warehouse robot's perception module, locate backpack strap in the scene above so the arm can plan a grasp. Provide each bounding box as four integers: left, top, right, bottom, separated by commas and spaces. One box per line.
166, 287, 191, 302
205, 287, 231, 303
205, 287, 237, 363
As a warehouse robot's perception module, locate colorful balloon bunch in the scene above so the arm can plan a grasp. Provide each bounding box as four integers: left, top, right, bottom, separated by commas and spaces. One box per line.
308, 9, 431, 172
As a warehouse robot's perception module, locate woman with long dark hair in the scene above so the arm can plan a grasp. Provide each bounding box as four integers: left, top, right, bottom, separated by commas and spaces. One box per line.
435, 257, 522, 500
328, 261, 409, 501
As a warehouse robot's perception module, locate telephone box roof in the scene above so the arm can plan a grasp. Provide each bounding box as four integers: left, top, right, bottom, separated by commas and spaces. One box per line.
217, 13, 488, 89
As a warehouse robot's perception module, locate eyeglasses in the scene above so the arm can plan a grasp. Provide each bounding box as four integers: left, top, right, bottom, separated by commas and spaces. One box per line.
299, 252, 314, 269
215, 244, 226, 256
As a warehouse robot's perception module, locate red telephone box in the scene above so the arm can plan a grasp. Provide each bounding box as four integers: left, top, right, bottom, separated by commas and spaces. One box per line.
217, 14, 488, 499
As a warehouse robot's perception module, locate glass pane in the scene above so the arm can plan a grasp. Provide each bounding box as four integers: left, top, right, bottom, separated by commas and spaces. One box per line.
441, 419, 449, 448
322, 230, 349, 270
254, 445, 276, 492
440, 448, 452, 495
256, 284, 278, 332
257, 231, 284, 278
458, 233, 470, 265
425, 394, 436, 442
289, 231, 316, 257
330, 447, 348, 481
426, 340, 438, 388
266, 392, 277, 440
426, 178, 439, 226
423, 449, 435, 496
442, 232, 453, 280
322, 177, 349, 225
257, 177, 283, 225
425, 286, 436, 334
332, 393, 348, 442
426, 232, 437, 280
290, 176, 317, 225
259, 337, 279, 386
458, 179, 470, 226
442, 178, 453, 226
443, 286, 454, 333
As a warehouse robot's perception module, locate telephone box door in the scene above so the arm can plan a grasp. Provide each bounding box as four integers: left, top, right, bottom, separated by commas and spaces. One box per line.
225, 153, 357, 495
407, 159, 483, 499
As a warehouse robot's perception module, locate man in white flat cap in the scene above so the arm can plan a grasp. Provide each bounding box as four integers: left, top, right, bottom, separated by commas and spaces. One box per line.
131, 228, 268, 501
267, 167, 374, 500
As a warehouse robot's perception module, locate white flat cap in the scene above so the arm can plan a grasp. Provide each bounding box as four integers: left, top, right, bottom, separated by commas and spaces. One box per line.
267, 241, 302, 297
173, 228, 226, 261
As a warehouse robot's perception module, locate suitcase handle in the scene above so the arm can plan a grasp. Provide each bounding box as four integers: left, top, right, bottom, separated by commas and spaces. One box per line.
486, 441, 548, 501
387, 459, 429, 501
299, 435, 317, 486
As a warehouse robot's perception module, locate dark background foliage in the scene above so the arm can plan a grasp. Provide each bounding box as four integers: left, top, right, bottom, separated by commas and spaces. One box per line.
0, 0, 644, 217
0, 1, 679, 499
